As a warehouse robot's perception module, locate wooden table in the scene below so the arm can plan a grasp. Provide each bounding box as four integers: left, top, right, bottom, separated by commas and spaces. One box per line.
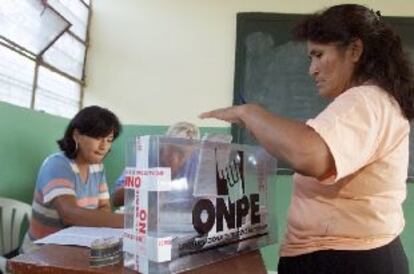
8, 244, 267, 274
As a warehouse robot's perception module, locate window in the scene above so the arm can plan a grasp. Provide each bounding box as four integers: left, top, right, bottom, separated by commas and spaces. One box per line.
0, 0, 92, 118
35, 66, 81, 118
0, 46, 35, 108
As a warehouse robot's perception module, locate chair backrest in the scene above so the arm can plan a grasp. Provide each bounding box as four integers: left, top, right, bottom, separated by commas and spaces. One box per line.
0, 198, 32, 256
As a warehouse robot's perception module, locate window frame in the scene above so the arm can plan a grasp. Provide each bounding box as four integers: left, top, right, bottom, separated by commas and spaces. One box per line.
0, 0, 92, 115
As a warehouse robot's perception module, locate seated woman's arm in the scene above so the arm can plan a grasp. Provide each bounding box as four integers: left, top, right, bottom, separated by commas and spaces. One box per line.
98, 198, 111, 212
112, 187, 125, 208
53, 195, 123, 228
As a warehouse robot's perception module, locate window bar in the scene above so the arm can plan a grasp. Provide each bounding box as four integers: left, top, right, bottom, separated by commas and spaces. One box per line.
45, 1, 87, 44
0, 39, 36, 61
80, 0, 89, 8
37, 2, 73, 56
39, 59, 84, 85
0, 35, 36, 60
37, 25, 70, 58
67, 29, 85, 45
79, 0, 93, 108
44, 2, 72, 30
30, 62, 40, 109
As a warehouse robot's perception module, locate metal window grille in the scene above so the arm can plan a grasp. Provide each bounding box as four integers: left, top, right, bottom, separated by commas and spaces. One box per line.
0, 0, 92, 118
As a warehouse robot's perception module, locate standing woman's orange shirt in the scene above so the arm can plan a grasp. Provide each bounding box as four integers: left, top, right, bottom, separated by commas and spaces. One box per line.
281, 85, 409, 257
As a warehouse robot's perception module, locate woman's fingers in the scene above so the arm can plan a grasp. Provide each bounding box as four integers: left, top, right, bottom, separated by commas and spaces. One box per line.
199, 106, 245, 126
199, 108, 227, 119
199, 107, 233, 120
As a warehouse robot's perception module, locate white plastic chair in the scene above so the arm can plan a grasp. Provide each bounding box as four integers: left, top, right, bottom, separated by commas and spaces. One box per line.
0, 197, 32, 272
0, 255, 7, 273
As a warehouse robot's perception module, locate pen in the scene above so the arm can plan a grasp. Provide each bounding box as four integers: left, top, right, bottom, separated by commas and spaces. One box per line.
239, 93, 247, 104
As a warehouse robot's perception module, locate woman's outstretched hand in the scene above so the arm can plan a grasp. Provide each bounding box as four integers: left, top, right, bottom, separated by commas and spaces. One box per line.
199, 105, 249, 127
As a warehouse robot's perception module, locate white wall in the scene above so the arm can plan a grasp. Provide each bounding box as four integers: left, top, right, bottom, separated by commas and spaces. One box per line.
84, 0, 414, 126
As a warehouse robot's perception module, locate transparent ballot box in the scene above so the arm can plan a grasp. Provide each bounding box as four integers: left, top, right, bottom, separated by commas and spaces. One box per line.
123, 136, 278, 274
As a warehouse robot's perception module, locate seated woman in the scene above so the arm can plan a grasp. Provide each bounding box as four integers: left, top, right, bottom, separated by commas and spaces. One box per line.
111, 121, 200, 207
22, 106, 124, 253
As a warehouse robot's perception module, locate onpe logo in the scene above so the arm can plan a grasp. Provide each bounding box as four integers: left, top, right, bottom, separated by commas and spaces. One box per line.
193, 148, 260, 234
216, 148, 245, 195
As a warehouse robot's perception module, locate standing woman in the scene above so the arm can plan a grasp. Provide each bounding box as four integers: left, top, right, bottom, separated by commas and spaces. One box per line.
22, 106, 124, 253
201, 4, 413, 274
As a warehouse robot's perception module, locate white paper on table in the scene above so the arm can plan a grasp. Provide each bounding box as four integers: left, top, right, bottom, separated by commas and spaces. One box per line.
34, 226, 124, 247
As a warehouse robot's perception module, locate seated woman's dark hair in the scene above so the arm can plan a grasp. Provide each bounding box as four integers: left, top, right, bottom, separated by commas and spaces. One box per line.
57, 106, 122, 159
293, 4, 414, 120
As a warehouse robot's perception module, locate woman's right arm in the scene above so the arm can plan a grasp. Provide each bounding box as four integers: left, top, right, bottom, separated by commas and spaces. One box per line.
200, 104, 335, 179
111, 175, 125, 207
52, 195, 124, 227
111, 187, 125, 208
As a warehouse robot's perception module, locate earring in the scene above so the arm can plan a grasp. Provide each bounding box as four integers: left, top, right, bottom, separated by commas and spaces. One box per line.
74, 140, 79, 152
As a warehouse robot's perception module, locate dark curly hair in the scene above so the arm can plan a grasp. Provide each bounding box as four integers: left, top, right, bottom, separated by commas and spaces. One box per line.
57, 105, 122, 159
293, 4, 414, 120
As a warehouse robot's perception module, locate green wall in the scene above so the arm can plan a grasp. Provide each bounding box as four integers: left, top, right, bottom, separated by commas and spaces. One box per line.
0, 102, 68, 203
403, 187, 414, 272
0, 101, 413, 272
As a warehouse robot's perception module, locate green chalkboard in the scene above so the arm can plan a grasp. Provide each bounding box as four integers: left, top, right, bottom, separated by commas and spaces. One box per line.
232, 13, 414, 178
